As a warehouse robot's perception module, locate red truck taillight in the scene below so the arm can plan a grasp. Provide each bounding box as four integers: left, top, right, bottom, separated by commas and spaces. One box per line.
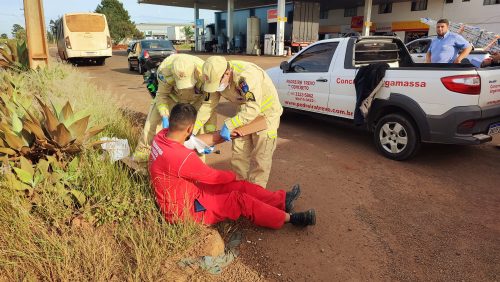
107, 36, 112, 48
143, 50, 150, 59
441, 75, 481, 95
65, 36, 72, 49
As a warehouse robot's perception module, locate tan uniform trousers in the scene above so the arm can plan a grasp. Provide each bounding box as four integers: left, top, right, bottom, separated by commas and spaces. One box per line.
231, 115, 280, 188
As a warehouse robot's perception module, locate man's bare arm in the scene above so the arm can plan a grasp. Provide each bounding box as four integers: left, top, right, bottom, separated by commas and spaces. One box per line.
454, 46, 473, 63
425, 52, 432, 63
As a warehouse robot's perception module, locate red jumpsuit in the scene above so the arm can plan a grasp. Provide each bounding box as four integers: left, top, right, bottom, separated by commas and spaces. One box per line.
149, 129, 286, 229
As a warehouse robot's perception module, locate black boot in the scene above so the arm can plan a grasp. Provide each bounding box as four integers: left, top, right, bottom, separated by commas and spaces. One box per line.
290, 209, 316, 226
285, 184, 301, 213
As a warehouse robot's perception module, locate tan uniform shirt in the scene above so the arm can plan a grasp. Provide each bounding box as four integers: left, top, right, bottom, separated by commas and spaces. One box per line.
195, 60, 283, 135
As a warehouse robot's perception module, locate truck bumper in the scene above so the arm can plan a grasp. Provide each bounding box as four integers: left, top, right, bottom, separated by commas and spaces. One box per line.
67, 49, 112, 59
425, 105, 500, 145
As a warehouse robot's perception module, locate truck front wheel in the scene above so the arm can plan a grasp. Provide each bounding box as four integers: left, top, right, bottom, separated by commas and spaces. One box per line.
373, 113, 420, 160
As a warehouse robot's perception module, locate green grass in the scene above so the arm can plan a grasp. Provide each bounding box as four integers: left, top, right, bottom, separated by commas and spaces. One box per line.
174, 43, 194, 51
0, 63, 201, 280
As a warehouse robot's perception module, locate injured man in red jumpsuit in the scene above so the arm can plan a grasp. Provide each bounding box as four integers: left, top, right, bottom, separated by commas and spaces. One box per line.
149, 103, 316, 229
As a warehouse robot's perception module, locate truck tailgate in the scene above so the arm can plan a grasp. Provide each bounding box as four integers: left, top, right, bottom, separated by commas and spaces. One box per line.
477, 68, 500, 108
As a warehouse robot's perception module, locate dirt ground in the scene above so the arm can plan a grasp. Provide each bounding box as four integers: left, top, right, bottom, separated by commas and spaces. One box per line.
63, 49, 500, 281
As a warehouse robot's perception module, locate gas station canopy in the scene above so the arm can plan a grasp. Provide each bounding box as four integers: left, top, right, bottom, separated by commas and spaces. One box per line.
138, 0, 411, 11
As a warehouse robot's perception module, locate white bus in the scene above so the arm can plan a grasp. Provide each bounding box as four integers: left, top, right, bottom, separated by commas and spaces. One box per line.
56, 13, 112, 65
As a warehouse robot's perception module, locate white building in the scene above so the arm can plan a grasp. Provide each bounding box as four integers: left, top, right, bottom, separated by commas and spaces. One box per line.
319, 0, 500, 42
136, 22, 190, 39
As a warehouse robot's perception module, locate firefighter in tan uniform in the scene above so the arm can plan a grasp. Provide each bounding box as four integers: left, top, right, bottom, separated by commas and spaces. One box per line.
132, 54, 216, 162
198, 56, 283, 188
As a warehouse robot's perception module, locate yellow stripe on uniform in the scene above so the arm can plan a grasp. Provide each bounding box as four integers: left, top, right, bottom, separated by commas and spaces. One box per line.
194, 120, 204, 130
261, 96, 273, 112
165, 76, 175, 85
235, 116, 243, 126
267, 130, 278, 139
231, 117, 238, 128
229, 62, 244, 73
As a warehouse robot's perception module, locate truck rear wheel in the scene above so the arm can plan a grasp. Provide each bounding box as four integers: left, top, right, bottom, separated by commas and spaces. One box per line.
373, 113, 420, 160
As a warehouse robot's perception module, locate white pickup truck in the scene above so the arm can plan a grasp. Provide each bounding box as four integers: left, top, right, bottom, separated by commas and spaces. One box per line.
266, 36, 500, 160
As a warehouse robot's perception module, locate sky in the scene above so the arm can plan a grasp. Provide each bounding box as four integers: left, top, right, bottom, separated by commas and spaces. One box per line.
0, 0, 216, 36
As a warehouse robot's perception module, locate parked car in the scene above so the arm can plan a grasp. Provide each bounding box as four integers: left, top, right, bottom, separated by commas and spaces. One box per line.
126, 40, 136, 54
267, 36, 500, 160
406, 37, 490, 64
128, 39, 176, 74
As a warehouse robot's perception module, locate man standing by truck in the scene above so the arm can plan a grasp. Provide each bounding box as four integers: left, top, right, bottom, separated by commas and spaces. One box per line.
426, 19, 472, 64
196, 56, 283, 188
132, 54, 217, 162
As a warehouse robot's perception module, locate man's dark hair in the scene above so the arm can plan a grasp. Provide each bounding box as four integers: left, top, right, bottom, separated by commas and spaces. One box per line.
437, 19, 449, 25
169, 103, 197, 131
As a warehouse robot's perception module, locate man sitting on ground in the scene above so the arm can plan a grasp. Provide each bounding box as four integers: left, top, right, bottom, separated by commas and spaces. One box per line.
149, 103, 316, 228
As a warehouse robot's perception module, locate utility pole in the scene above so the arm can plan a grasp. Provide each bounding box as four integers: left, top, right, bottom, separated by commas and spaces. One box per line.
23, 0, 49, 68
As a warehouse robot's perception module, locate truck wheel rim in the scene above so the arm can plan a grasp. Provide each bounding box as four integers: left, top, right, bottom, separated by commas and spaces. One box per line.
379, 122, 408, 154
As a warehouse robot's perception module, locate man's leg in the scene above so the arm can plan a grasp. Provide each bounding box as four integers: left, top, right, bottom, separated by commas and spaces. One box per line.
133, 100, 163, 161
197, 190, 286, 229
231, 134, 253, 180
201, 180, 285, 210
248, 130, 278, 188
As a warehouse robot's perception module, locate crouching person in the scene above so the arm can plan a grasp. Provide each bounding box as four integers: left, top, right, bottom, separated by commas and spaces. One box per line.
149, 103, 316, 228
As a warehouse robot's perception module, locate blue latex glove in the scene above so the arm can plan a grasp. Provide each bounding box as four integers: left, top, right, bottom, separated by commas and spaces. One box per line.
203, 146, 215, 154
220, 124, 231, 141
162, 116, 169, 129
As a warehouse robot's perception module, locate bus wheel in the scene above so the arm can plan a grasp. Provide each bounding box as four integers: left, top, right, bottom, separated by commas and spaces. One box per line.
96, 58, 105, 66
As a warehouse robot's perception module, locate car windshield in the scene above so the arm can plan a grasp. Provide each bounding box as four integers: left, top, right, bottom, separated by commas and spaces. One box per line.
141, 40, 174, 50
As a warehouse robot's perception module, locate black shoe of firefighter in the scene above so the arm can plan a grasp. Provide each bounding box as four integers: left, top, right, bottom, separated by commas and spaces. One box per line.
290, 209, 316, 226
285, 184, 301, 213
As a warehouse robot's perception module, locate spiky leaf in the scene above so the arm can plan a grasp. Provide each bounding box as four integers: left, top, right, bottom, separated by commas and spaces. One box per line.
70, 190, 86, 206
54, 123, 73, 147
19, 156, 34, 176
0, 147, 16, 155
68, 116, 90, 142
60, 101, 74, 122
11, 112, 23, 134
4, 131, 23, 149
85, 125, 105, 140
23, 119, 45, 140
36, 97, 59, 136
36, 159, 50, 177
12, 167, 33, 185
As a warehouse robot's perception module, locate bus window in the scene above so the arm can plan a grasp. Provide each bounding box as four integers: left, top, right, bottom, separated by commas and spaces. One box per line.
65, 14, 105, 33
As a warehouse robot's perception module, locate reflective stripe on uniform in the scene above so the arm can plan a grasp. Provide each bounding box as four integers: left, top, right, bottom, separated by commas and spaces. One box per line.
261, 96, 273, 112
205, 124, 216, 133
229, 61, 244, 73
157, 103, 168, 112
194, 120, 204, 130
165, 76, 175, 85
267, 130, 278, 139
230, 116, 243, 128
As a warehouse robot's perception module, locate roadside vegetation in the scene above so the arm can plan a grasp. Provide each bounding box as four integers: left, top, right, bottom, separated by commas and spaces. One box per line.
0, 63, 201, 280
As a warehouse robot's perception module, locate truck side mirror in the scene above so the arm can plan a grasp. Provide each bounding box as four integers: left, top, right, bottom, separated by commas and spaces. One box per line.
280, 61, 290, 73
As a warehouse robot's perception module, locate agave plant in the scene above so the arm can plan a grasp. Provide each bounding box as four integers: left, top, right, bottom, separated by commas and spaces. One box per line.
0, 39, 28, 70
0, 94, 105, 162
3, 155, 86, 206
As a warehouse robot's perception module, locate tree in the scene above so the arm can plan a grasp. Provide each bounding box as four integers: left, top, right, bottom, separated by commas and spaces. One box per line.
95, 0, 141, 44
11, 24, 26, 41
47, 18, 61, 44
0, 34, 7, 39
182, 26, 194, 44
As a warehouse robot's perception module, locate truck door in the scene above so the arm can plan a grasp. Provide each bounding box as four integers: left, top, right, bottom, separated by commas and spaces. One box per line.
281, 42, 339, 113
